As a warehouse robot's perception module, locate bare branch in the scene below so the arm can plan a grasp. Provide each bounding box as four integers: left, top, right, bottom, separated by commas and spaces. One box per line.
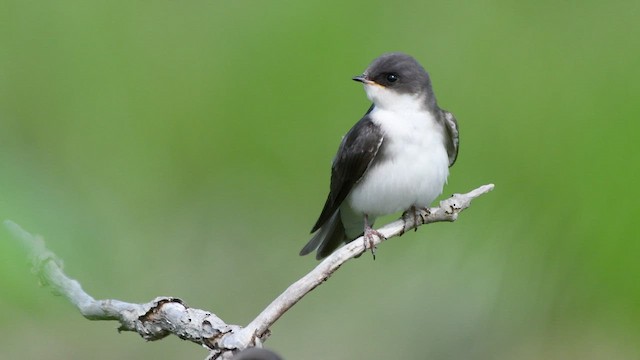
4, 220, 241, 359
235, 184, 495, 343
4, 183, 493, 359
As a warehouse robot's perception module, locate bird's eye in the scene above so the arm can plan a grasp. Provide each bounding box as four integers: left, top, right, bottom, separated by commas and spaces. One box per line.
386, 73, 399, 83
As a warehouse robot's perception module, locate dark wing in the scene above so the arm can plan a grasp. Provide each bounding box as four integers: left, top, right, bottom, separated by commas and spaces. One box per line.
310, 113, 384, 233
441, 109, 460, 167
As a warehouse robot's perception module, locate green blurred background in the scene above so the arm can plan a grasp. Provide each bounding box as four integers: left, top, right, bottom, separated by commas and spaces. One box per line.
1, 1, 639, 359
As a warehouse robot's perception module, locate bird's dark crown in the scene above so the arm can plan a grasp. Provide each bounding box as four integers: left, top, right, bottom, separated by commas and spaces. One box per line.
364, 52, 432, 95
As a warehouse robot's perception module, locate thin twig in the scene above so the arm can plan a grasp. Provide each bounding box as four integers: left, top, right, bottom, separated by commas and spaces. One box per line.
235, 184, 495, 345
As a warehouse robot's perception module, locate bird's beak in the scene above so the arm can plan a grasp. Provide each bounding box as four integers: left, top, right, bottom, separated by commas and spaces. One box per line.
352, 75, 375, 85
353, 75, 382, 87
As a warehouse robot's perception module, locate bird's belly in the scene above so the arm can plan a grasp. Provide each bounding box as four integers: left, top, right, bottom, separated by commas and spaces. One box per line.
346, 132, 450, 217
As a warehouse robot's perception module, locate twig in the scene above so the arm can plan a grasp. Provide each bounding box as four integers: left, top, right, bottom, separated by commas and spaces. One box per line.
4, 183, 494, 359
235, 183, 495, 344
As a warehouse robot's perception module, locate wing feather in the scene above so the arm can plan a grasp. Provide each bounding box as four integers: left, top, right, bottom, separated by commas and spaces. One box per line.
441, 109, 459, 167
310, 114, 384, 233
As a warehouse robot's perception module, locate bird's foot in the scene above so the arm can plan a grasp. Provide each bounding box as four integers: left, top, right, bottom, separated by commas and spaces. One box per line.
401, 206, 430, 234
363, 227, 385, 260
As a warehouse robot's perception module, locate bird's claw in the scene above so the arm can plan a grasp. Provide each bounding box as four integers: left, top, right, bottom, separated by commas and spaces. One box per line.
401, 206, 430, 234
363, 227, 385, 260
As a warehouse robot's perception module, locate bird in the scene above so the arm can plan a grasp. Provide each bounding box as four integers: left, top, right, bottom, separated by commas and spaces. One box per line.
299, 52, 459, 260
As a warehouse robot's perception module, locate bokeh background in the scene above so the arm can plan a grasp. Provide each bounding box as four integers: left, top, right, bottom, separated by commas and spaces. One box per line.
1, 1, 639, 359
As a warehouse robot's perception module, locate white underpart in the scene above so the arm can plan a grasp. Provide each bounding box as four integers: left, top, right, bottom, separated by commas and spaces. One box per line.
341, 84, 450, 237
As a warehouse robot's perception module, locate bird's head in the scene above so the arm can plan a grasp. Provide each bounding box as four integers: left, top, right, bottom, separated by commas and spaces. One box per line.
353, 52, 435, 111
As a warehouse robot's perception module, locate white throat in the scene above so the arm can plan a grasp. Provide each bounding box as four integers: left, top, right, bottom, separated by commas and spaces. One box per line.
363, 84, 425, 112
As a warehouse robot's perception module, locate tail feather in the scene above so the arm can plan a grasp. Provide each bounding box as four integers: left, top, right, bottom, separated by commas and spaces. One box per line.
300, 211, 348, 259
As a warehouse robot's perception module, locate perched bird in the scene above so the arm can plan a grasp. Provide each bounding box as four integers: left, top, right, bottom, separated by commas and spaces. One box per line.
300, 52, 459, 259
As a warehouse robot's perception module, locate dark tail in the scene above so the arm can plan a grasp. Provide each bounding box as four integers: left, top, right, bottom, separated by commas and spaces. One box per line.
299, 211, 348, 259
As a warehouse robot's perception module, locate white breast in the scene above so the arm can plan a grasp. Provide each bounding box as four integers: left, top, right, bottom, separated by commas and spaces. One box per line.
346, 101, 450, 218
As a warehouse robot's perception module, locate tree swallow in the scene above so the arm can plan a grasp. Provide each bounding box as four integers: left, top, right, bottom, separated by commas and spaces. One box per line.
300, 52, 460, 259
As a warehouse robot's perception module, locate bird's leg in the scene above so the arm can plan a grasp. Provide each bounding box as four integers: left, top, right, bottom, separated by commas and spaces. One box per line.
363, 214, 385, 260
